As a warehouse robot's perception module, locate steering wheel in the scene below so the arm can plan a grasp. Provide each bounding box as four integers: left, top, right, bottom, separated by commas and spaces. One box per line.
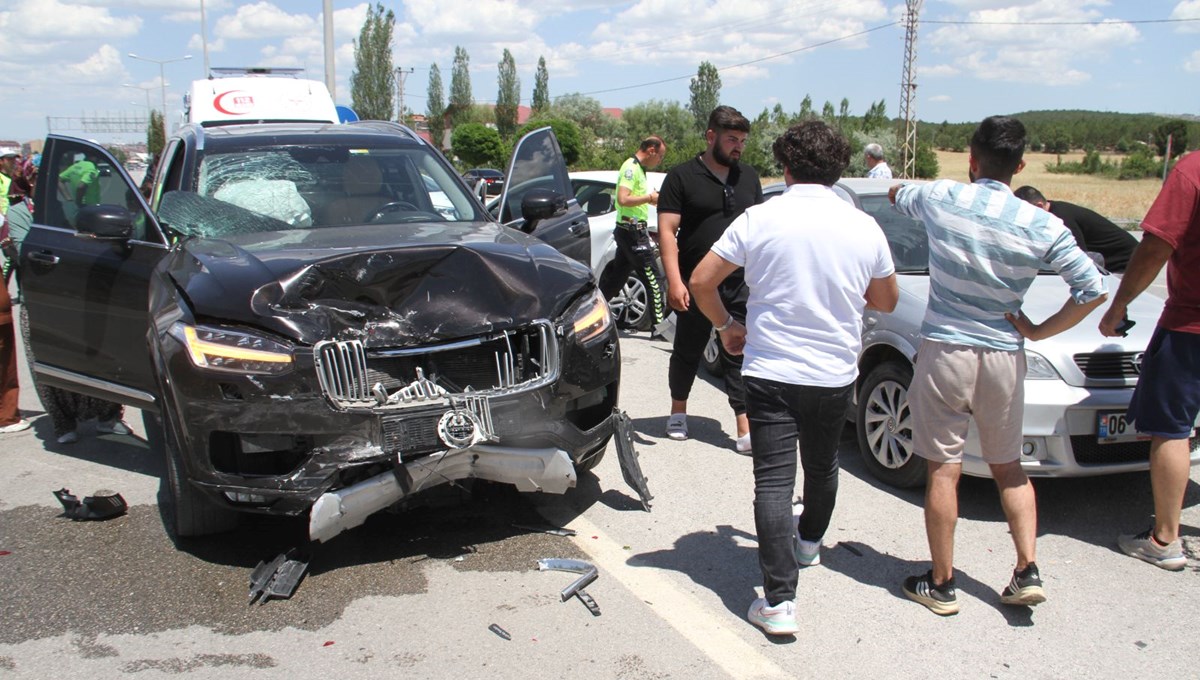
366, 201, 420, 222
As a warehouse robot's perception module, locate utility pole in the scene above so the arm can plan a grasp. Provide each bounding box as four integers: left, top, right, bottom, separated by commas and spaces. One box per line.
899, 0, 923, 179
395, 67, 414, 123
323, 0, 336, 101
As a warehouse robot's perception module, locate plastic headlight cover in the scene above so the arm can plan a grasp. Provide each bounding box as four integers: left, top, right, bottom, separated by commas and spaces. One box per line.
169, 322, 294, 375
570, 289, 612, 343
1024, 350, 1060, 380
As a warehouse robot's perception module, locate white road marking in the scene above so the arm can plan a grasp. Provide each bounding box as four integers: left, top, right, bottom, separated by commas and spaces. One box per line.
560, 513, 788, 680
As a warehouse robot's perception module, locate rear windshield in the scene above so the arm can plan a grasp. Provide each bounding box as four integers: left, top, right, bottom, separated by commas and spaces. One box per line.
159, 144, 482, 238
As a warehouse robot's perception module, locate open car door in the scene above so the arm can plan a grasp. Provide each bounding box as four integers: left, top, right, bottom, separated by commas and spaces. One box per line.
496, 127, 591, 266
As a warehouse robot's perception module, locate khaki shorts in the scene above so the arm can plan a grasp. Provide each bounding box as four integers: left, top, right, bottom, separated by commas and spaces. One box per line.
910, 339, 1026, 465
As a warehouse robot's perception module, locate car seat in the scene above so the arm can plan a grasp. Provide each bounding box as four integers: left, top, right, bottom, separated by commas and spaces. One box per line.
323, 156, 386, 224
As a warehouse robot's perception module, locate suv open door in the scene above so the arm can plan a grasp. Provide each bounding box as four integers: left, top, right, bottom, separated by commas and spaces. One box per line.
20, 136, 165, 410
495, 127, 591, 266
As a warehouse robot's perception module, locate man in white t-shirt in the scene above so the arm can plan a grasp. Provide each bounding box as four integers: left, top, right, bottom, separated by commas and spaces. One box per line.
690, 121, 899, 636
864, 143, 892, 179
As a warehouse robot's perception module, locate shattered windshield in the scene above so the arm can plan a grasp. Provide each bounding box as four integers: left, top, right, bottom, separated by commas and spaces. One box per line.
160, 144, 482, 238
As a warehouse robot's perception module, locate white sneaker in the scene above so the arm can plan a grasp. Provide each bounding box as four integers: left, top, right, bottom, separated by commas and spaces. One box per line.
665, 413, 688, 440
0, 419, 31, 434
796, 537, 822, 567
97, 419, 131, 435
57, 431, 79, 444
735, 433, 752, 455
747, 597, 799, 636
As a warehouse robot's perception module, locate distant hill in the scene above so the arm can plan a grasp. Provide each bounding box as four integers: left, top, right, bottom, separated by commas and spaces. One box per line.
919, 110, 1198, 153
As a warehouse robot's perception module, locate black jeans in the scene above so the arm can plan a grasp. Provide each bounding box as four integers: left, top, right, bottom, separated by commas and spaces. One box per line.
745, 375, 852, 605
667, 287, 747, 414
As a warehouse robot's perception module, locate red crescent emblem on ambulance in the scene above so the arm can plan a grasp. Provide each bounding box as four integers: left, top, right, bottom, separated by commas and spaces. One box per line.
213, 90, 255, 115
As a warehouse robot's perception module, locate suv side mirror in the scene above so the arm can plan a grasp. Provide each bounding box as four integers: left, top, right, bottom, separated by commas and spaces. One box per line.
76, 204, 135, 240
519, 188, 567, 234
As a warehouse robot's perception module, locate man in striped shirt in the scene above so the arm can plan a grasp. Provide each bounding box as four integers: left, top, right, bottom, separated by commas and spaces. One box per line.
889, 116, 1107, 616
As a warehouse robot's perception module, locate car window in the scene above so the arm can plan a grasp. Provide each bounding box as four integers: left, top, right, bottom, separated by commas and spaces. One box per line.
160, 143, 480, 238
501, 128, 571, 224
40, 138, 151, 238
859, 195, 929, 272
572, 180, 616, 216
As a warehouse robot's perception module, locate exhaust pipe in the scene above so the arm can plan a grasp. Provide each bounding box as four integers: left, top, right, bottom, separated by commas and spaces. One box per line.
308, 445, 576, 543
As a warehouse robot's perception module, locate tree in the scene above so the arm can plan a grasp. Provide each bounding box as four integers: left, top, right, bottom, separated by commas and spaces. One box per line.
821, 101, 836, 123
838, 98, 850, 131
495, 49, 520, 141
688, 61, 721, 131
449, 46, 473, 128
349, 3, 395, 121
798, 95, 813, 119
621, 99, 699, 167
426, 63, 445, 150
913, 141, 940, 179
1153, 119, 1187, 159
147, 110, 165, 156
532, 56, 550, 114
451, 123, 504, 168
862, 99, 888, 131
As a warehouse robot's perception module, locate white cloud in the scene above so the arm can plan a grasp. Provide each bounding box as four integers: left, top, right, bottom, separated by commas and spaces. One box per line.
0, 0, 142, 41
214, 2, 316, 39
1173, 0, 1200, 32
406, 0, 537, 40
925, 1, 1139, 84
921, 64, 960, 77
929, 94, 952, 102
1186, 49, 1200, 72
187, 33, 225, 54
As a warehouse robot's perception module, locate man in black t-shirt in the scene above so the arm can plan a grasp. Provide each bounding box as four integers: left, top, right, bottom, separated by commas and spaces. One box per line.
1014, 185, 1138, 272
658, 106, 763, 453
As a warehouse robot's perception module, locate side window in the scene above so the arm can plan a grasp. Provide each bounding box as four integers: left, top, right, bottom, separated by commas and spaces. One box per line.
860, 195, 929, 270
39, 140, 114, 231
152, 140, 186, 213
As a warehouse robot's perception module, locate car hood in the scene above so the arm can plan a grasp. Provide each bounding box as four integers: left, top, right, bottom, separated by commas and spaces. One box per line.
164, 222, 592, 346
898, 273, 1164, 356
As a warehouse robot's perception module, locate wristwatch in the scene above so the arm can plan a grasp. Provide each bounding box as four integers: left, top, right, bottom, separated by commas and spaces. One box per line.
714, 314, 735, 332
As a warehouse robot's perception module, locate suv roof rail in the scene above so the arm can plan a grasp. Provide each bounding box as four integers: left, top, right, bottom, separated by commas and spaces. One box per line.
347, 120, 424, 143
208, 66, 306, 78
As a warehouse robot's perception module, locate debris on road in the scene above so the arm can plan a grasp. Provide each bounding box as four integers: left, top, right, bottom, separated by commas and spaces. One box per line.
488, 623, 512, 640
52, 488, 128, 521
249, 547, 310, 605
613, 410, 653, 512
512, 523, 576, 537
537, 557, 601, 616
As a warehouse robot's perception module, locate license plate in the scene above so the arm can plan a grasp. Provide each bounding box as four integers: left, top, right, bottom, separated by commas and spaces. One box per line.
1097, 411, 1148, 444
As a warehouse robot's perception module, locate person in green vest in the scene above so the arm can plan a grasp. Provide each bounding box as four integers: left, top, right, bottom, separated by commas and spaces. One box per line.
0, 151, 18, 218
58, 152, 102, 207
600, 136, 667, 327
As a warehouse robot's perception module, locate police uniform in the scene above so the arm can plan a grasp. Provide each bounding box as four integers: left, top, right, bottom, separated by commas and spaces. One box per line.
599, 156, 665, 326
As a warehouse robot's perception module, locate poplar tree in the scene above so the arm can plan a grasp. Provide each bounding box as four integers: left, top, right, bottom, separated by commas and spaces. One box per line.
495, 49, 520, 140
688, 61, 721, 131
349, 3, 396, 121
532, 56, 550, 114
426, 63, 445, 150
449, 46, 473, 128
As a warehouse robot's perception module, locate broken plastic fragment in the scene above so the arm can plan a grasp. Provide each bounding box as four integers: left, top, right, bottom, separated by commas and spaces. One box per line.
613, 410, 653, 512
249, 547, 310, 605
488, 623, 511, 640
52, 488, 128, 521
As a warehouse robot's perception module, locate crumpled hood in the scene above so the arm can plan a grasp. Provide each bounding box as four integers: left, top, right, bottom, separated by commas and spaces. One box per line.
163, 223, 592, 346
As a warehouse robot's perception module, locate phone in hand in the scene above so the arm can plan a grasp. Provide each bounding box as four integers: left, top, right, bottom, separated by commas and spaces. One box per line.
1115, 315, 1136, 337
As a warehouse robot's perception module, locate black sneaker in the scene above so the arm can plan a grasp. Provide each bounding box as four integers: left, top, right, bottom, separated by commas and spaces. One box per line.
902, 571, 959, 616
1000, 562, 1046, 606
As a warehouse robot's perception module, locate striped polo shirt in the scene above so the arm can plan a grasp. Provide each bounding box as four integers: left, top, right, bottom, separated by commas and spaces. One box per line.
893, 178, 1106, 352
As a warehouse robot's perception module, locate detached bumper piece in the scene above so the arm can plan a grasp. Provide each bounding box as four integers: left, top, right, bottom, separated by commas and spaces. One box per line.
538, 558, 601, 616
249, 547, 310, 605
53, 488, 128, 521
613, 410, 653, 512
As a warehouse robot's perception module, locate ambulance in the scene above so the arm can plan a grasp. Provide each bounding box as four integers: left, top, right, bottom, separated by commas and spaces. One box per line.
185, 67, 339, 126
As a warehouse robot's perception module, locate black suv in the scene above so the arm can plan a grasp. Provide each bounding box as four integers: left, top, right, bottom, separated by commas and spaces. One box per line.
21, 123, 626, 541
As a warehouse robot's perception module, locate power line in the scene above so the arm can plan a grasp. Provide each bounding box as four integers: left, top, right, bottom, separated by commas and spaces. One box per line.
560, 21, 900, 100
924, 17, 1200, 26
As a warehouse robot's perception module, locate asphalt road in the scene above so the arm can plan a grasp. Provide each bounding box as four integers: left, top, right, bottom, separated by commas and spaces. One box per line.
1, 282, 1197, 679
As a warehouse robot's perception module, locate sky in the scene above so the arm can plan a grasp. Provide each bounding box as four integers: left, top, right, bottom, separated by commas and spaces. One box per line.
0, 0, 1196, 145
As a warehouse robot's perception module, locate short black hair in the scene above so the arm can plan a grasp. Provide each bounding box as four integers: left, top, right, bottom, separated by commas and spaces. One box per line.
970, 115, 1027, 178
707, 106, 750, 134
639, 136, 664, 152
1013, 185, 1046, 204
772, 121, 850, 186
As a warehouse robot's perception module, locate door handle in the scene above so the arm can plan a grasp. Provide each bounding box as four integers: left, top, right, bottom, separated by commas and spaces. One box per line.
568, 221, 588, 236
28, 252, 60, 266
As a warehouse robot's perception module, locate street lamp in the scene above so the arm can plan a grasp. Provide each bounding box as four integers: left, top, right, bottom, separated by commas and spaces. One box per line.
127, 53, 192, 140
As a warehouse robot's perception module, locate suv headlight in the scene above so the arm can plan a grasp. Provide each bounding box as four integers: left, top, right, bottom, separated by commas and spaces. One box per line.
568, 289, 613, 343
1024, 350, 1061, 380
169, 322, 294, 375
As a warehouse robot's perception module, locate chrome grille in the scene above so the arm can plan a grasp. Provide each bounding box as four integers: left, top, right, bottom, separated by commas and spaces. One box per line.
314, 339, 371, 404
314, 321, 559, 410
1073, 352, 1142, 380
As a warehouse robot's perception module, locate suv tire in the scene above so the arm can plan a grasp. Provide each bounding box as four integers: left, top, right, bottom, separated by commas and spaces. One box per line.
856, 361, 925, 488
